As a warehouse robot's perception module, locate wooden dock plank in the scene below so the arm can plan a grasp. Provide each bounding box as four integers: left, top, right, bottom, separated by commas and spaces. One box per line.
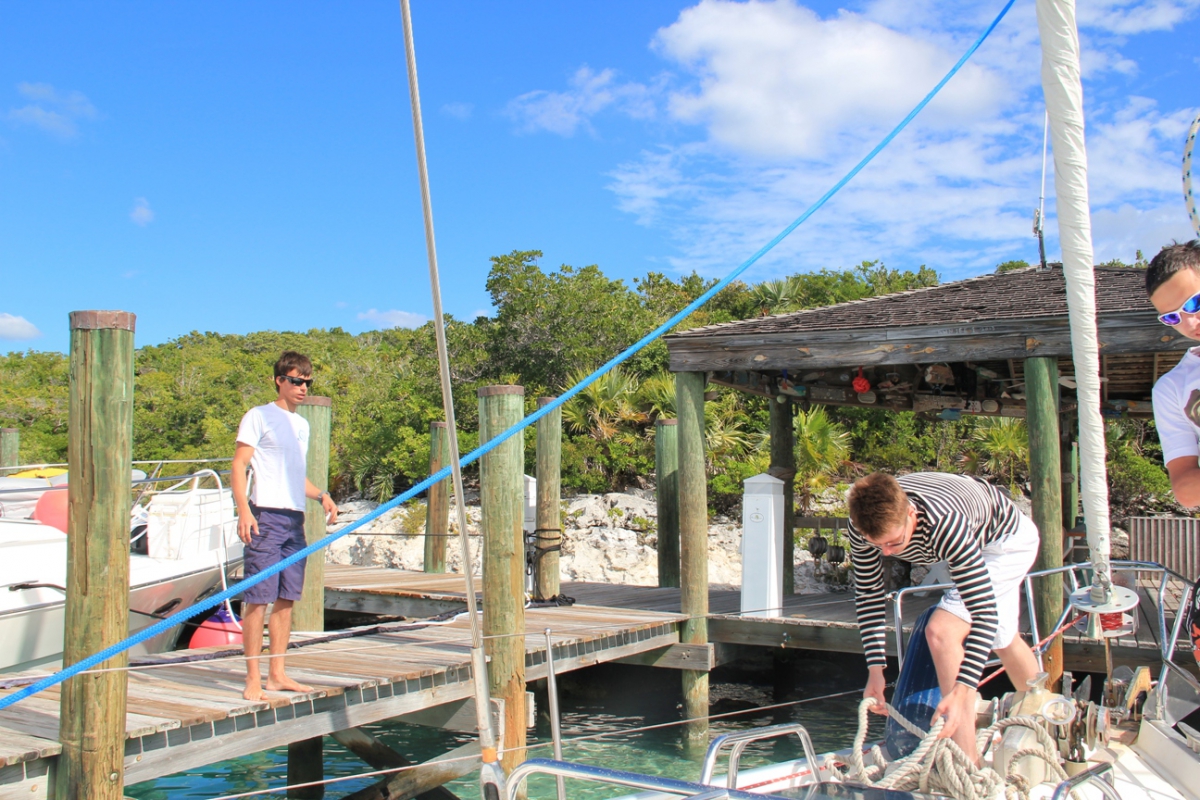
0, 589, 686, 797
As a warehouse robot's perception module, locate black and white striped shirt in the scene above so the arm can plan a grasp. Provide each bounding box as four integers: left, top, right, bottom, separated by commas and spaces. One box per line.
848, 472, 1023, 689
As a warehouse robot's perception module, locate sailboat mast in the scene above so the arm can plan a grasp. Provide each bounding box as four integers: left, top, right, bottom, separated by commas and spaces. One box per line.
1035, 0, 1112, 602
397, 2, 507, 795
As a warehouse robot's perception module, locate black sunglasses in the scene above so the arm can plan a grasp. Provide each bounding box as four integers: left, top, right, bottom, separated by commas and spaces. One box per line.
278, 375, 313, 388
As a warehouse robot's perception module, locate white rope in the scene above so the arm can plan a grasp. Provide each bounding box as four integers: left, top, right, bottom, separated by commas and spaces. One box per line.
833, 699, 1065, 800
1186, 111, 1199, 238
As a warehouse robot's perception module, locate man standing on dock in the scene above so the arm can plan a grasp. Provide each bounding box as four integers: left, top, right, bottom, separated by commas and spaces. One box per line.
847, 471, 1041, 762
232, 350, 338, 701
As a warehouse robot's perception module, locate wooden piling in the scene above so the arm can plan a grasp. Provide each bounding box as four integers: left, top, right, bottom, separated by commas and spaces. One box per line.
478, 385, 526, 772
534, 398, 562, 601
287, 736, 324, 799
1025, 356, 1064, 688
1062, 421, 1079, 531
0, 428, 17, 473
58, 310, 135, 800
676, 372, 709, 742
655, 419, 680, 589
425, 421, 451, 574
294, 396, 332, 632
769, 397, 796, 595
289, 396, 332, 798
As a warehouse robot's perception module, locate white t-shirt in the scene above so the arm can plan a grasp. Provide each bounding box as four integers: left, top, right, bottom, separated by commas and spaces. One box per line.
1152, 348, 1200, 465
236, 403, 310, 512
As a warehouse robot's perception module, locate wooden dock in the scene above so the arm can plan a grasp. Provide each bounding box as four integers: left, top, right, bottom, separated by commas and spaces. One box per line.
0, 604, 683, 798
325, 565, 1190, 674
0, 565, 1186, 797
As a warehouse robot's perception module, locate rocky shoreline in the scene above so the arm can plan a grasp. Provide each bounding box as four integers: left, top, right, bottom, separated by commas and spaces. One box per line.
327, 488, 837, 594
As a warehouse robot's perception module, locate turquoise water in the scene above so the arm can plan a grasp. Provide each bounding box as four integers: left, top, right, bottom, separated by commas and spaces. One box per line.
126, 656, 882, 800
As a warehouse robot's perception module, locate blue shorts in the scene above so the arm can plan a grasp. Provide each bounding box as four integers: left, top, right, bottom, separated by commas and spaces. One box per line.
242, 506, 307, 605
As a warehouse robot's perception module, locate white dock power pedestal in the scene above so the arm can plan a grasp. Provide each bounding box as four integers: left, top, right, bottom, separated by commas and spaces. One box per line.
740, 472, 785, 617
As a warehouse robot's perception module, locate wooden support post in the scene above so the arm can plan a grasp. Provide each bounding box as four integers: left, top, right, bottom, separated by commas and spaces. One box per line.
293, 396, 331, 634
287, 736, 324, 799
676, 372, 709, 743
534, 398, 562, 601
478, 385, 526, 773
656, 419, 680, 588
769, 397, 796, 595
333, 728, 464, 800
288, 396, 332, 798
425, 421, 450, 574
0, 427, 17, 473
1025, 357, 1064, 689
58, 310, 135, 800
1061, 418, 1079, 531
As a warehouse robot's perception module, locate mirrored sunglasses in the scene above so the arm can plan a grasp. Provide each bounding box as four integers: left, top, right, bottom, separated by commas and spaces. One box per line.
1159, 290, 1200, 326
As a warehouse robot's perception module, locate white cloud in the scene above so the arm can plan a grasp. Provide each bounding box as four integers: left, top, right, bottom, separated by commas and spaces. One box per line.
6, 82, 97, 139
594, 0, 1199, 279
441, 102, 474, 120
506, 66, 656, 136
357, 309, 429, 329
0, 314, 41, 341
655, 0, 1007, 159
130, 197, 155, 226
1077, 0, 1200, 35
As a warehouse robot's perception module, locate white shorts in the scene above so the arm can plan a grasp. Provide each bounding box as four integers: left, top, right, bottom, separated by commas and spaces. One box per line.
936, 513, 1040, 650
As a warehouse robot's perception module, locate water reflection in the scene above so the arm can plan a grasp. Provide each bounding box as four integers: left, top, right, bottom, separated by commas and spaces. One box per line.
127, 654, 878, 800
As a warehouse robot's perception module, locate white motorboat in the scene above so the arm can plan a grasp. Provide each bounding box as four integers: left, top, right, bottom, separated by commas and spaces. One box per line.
0, 470, 244, 673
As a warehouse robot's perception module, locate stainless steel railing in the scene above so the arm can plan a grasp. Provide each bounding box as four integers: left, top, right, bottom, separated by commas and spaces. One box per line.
700, 723, 820, 789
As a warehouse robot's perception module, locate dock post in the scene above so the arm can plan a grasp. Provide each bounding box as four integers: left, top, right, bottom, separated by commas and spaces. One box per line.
769, 397, 796, 594
59, 310, 135, 800
676, 372, 709, 743
290, 395, 332, 798
0, 427, 17, 473
294, 395, 332, 632
655, 419, 680, 588
425, 421, 450, 573
479, 385, 527, 773
1061, 418, 1079, 531
534, 397, 562, 601
1025, 356, 1064, 688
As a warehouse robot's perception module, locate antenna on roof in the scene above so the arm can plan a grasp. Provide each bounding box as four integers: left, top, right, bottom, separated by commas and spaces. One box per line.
1034, 110, 1049, 270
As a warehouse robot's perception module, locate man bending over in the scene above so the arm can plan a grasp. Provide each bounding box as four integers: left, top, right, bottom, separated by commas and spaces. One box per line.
848, 472, 1041, 761
232, 350, 338, 701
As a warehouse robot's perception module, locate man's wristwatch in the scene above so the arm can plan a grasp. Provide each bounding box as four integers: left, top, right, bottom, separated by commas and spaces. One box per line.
315, 491, 329, 504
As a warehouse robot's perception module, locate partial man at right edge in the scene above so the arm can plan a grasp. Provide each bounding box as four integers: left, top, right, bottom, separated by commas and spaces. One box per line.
1145, 240, 1200, 664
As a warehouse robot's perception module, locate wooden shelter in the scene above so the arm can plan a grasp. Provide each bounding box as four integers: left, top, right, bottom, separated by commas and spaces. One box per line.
667, 265, 1185, 417
662, 264, 1192, 683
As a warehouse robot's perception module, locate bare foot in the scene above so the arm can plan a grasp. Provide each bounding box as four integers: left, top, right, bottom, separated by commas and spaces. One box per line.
266, 675, 314, 693
244, 682, 264, 701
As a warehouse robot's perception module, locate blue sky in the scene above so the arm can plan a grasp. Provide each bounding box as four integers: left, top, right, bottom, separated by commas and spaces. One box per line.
2, 0, 1197, 353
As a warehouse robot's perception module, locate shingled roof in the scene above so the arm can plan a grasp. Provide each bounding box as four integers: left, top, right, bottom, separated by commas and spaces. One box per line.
670, 265, 1152, 338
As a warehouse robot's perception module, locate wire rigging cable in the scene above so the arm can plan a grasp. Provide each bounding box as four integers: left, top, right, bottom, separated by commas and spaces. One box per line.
0, 0, 1017, 713
396, 0, 502, 774
1186, 111, 1199, 237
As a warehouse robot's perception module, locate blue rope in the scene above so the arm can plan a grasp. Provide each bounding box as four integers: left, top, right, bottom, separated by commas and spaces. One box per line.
0, 0, 1014, 712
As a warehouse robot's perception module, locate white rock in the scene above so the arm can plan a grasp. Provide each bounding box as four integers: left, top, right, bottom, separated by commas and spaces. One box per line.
327, 490, 835, 595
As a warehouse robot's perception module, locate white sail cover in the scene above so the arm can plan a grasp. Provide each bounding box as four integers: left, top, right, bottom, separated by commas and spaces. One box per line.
1036, 0, 1112, 599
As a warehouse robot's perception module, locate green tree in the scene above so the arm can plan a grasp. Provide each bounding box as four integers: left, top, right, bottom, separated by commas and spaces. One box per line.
793, 407, 851, 512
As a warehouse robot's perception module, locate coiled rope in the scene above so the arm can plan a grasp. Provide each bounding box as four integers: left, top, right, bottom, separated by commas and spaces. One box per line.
1186, 111, 1199, 237
832, 699, 1064, 800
